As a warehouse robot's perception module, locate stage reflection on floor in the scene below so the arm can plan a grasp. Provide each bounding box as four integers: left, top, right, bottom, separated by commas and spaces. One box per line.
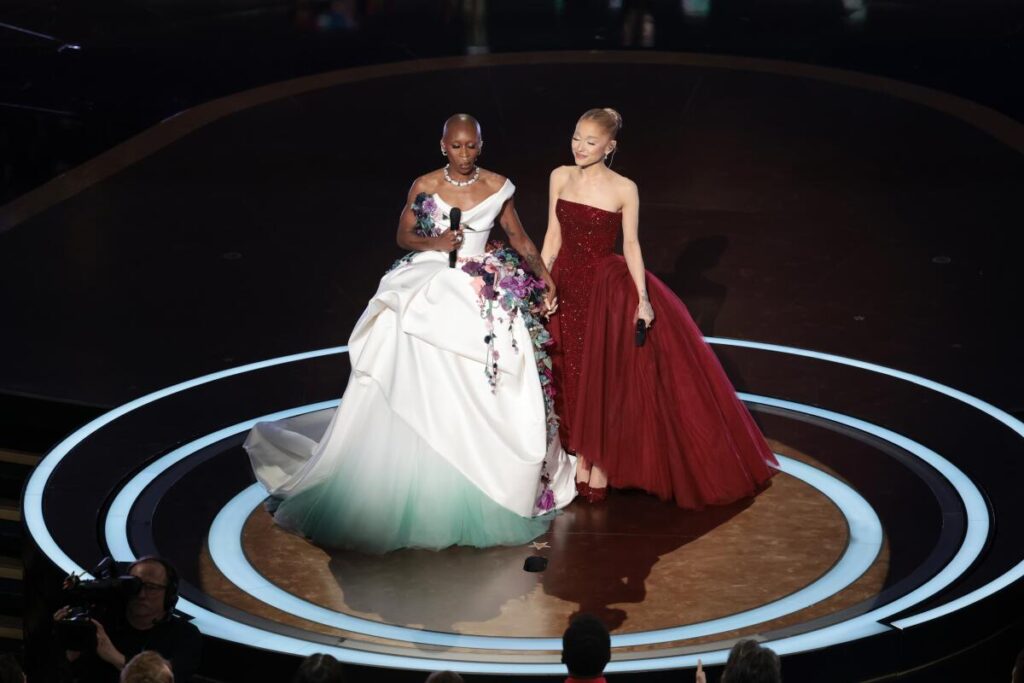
200, 442, 886, 646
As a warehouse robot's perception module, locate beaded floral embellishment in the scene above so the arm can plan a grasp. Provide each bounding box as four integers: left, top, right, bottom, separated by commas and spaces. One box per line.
461, 240, 560, 512
387, 193, 447, 272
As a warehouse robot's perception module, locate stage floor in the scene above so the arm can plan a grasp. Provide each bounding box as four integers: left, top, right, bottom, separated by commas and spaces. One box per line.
23, 339, 1024, 677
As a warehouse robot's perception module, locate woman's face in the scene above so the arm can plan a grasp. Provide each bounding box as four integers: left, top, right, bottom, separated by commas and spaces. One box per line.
571, 119, 615, 167
441, 124, 482, 175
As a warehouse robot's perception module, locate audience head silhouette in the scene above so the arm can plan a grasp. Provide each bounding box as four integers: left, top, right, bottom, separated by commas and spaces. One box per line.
721, 639, 781, 683
120, 651, 173, 683
562, 613, 611, 678
291, 653, 345, 683
425, 672, 464, 683
0, 653, 26, 683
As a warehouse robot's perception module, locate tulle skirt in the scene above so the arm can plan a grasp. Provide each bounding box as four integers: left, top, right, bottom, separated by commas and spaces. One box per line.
551, 254, 777, 509
253, 384, 553, 554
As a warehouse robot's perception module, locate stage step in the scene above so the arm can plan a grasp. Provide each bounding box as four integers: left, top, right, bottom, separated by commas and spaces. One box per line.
0, 557, 22, 581
0, 520, 22, 559
0, 465, 30, 621
0, 578, 23, 615
0, 450, 41, 467
0, 501, 20, 524
0, 614, 21, 641
0, 392, 105, 653
0, 450, 39, 501
0, 391, 105, 455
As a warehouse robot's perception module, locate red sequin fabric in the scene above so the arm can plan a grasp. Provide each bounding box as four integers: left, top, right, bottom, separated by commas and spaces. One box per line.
550, 198, 621, 452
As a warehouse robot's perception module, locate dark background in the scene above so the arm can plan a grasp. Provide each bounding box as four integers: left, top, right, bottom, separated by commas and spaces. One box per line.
3, 0, 1024, 205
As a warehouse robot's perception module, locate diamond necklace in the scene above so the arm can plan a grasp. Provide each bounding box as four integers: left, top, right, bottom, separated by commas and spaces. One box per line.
444, 164, 480, 187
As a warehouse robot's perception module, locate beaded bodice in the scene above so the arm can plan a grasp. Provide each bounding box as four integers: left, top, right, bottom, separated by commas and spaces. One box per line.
554, 198, 621, 266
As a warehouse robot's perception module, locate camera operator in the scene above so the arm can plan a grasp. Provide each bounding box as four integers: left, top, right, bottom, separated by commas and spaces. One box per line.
53, 557, 201, 683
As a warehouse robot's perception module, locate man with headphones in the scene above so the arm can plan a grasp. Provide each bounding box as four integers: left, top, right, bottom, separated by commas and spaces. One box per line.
55, 556, 202, 682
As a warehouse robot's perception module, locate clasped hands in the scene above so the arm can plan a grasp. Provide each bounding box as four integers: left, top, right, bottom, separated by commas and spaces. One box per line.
436, 231, 560, 318
543, 288, 559, 317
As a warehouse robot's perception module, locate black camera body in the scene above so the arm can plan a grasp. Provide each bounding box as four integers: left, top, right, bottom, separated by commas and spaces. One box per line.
55, 607, 99, 651
54, 557, 142, 651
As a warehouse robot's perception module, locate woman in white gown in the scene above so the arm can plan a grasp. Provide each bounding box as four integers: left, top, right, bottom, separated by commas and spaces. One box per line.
244, 115, 576, 553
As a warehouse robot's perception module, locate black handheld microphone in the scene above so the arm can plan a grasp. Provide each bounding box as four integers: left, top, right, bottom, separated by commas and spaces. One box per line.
448, 207, 462, 268
635, 319, 647, 347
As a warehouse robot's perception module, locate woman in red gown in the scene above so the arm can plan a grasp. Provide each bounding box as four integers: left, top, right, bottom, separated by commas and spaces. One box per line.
540, 108, 777, 506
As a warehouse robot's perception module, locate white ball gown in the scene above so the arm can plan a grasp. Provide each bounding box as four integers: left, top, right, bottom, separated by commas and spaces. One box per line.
244, 178, 577, 553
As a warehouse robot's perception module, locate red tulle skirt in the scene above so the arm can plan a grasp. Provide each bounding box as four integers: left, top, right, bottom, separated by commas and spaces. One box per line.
550, 255, 777, 509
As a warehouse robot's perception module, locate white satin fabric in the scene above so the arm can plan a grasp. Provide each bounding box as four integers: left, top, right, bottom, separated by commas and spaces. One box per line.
246, 179, 576, 520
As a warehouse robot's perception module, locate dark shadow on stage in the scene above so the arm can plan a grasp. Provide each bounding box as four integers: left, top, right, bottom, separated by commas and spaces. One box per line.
540, 491, 751, 631
325, 491, 748, 635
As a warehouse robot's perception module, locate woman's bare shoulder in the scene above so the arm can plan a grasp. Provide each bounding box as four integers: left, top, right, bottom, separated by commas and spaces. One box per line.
550, 165, 575, 181
478, 168, 508, 190
608, 170, 638, 200
411, 171, 445, 194
549, 166, 574, 194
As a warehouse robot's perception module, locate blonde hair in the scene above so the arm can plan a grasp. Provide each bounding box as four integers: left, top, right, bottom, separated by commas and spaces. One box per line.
579, 107, 623, 139
120, 651, 173, 683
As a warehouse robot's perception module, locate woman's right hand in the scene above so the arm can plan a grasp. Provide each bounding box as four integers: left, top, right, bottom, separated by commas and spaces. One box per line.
433, 228, 464, 252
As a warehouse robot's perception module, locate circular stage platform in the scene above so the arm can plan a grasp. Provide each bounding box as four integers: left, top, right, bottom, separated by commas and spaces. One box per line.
24, 340, 1024, 676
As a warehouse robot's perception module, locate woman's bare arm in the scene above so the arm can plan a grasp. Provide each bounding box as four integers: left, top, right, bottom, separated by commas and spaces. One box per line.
499, 197, 558, 312
540, 167, 566, 271
620, 180, 655, 324
396, 178, 461, 252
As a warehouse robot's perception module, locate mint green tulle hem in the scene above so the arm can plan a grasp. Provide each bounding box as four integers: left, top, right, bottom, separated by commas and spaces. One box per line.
273, 446, 551, 554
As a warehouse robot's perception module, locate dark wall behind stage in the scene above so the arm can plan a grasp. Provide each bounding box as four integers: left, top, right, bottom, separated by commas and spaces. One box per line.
3, 0, 1024, 206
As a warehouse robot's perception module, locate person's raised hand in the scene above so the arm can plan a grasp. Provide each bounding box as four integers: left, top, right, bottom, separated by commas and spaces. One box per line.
695, 659, 706, 683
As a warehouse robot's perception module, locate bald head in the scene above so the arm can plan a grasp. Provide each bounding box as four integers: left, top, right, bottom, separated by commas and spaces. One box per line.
440, 114, 483, 173
443, 114, 481, 139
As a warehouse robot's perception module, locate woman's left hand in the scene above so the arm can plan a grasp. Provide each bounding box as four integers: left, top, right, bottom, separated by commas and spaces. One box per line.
636, 300, 655, 327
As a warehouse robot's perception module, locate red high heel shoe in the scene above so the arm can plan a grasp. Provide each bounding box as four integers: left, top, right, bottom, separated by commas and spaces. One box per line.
586, 486, 607, 504
575, 480, 590, 497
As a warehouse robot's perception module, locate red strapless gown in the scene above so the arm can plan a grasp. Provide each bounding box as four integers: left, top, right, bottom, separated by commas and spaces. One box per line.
549, 198, 777, 509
